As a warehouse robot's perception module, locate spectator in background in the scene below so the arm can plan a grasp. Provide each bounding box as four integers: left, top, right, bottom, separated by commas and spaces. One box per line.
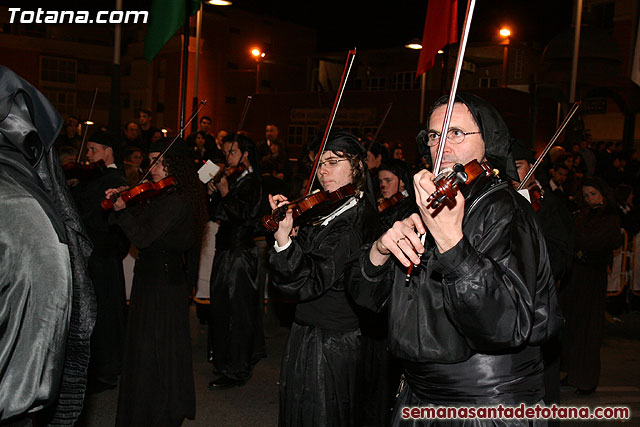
391, 144, 404, 160
262, 139, 291, 180
138, 109, 159, 150
188, 130, 223, 166
57, 144, 79, 170
55, 116, 81, 149
579, 139, 597, 177
258, 123, 285, 161
546, 161, 574, 211
151, 129, 164, 144
215, 130, 228, 151
560, 177, 622, 395
122, 121, 143, 150
187, 117, 216, 151
123, 146, 144, 187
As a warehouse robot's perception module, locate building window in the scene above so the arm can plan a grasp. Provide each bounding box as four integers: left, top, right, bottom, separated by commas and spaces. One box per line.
40, 56, 76, 84
306, 126, 318, 141
479, 77, 498, 88
367, 77, 385, 91
392, 71, 417, 90
288, 125, 304, 145
41, 89, 76, 116
513, 49, 524, 80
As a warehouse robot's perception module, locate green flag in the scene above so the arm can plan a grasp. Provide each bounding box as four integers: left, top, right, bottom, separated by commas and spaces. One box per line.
144, 0, 200, 63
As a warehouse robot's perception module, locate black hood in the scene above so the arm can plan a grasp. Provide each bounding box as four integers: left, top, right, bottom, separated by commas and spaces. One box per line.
417, 93, 518, 182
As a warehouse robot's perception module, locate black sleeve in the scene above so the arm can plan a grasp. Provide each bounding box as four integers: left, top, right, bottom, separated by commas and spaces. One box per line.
432, 202, 559, 351
110, 193, 187, 249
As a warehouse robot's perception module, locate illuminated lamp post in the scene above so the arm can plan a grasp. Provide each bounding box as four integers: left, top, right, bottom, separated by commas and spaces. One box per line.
499, 27, 511, 88
251, 47, 266, 94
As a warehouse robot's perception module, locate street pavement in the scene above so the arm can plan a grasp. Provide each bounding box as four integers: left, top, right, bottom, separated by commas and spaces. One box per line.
75, 308, 640, 426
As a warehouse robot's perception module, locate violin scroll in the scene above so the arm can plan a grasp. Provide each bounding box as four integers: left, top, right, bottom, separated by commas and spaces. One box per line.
425, 160, 493, 209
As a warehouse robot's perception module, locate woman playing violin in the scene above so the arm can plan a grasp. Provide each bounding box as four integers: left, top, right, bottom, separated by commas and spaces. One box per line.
105, 141, 207, 426
268, 131, 381, 426
207, 134, 265, 390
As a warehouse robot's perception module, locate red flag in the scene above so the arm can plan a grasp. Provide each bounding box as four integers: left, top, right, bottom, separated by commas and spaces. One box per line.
417, 0, 459, 76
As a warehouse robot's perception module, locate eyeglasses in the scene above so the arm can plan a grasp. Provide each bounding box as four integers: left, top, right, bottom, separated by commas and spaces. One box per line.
425, 128, 482, 147
318, 158, 350, 168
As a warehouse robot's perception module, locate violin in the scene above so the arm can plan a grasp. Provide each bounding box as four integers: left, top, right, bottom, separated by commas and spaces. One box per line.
99, 100, 207, 211
212, 163, 246, 184
262, 184, 357, 232
425, 160, 495, 209
377, 191, 407, 213
528, 185, 544, 212
101, 176, 175, 210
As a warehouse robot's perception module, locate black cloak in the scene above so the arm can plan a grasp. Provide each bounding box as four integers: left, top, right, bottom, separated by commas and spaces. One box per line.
0, 66, 96, 425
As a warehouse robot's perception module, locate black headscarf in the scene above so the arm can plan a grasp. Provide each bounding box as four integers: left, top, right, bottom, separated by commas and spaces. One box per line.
417, 93, 519, 182
0, 66, 96, 425
310, 130, 376, 208
378, 159, 416, 198
310, 130, 368, 160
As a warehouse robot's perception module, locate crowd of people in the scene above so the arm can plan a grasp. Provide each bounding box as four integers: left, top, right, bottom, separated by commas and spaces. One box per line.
2, 62, 638, 427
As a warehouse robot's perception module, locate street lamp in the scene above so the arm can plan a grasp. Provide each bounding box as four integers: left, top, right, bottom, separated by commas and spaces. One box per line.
499, 27, 511, 88
251, 47, 265, 94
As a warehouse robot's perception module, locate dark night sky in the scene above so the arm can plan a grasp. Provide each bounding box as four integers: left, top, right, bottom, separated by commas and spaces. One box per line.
3, 0, 574, 51
231, 0, 574, 51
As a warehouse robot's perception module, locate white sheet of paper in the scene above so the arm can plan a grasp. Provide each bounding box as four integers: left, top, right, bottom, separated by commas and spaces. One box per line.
198, 160, 221, 184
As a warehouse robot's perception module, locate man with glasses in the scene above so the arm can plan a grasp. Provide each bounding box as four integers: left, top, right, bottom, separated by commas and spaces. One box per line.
352, 93, 563, 425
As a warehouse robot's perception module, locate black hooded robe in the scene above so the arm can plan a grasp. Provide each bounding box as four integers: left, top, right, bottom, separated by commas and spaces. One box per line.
269, 196, 381, 427
209, 170, 266, 381
0, 66, 96, 425
351, 177, 563, 427
110, 189, 197, 426
72, 167, 128, 386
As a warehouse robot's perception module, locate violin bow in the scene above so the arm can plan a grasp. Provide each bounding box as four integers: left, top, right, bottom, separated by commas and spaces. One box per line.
305, 48, 357, 194
517, 101, 581, 191
432, 0, 477, 176
370, 102, 393, 145
236, 95, 253, 133
76, 87, 98, 163
405, 0, 476, 283
138, 100, 207, 183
